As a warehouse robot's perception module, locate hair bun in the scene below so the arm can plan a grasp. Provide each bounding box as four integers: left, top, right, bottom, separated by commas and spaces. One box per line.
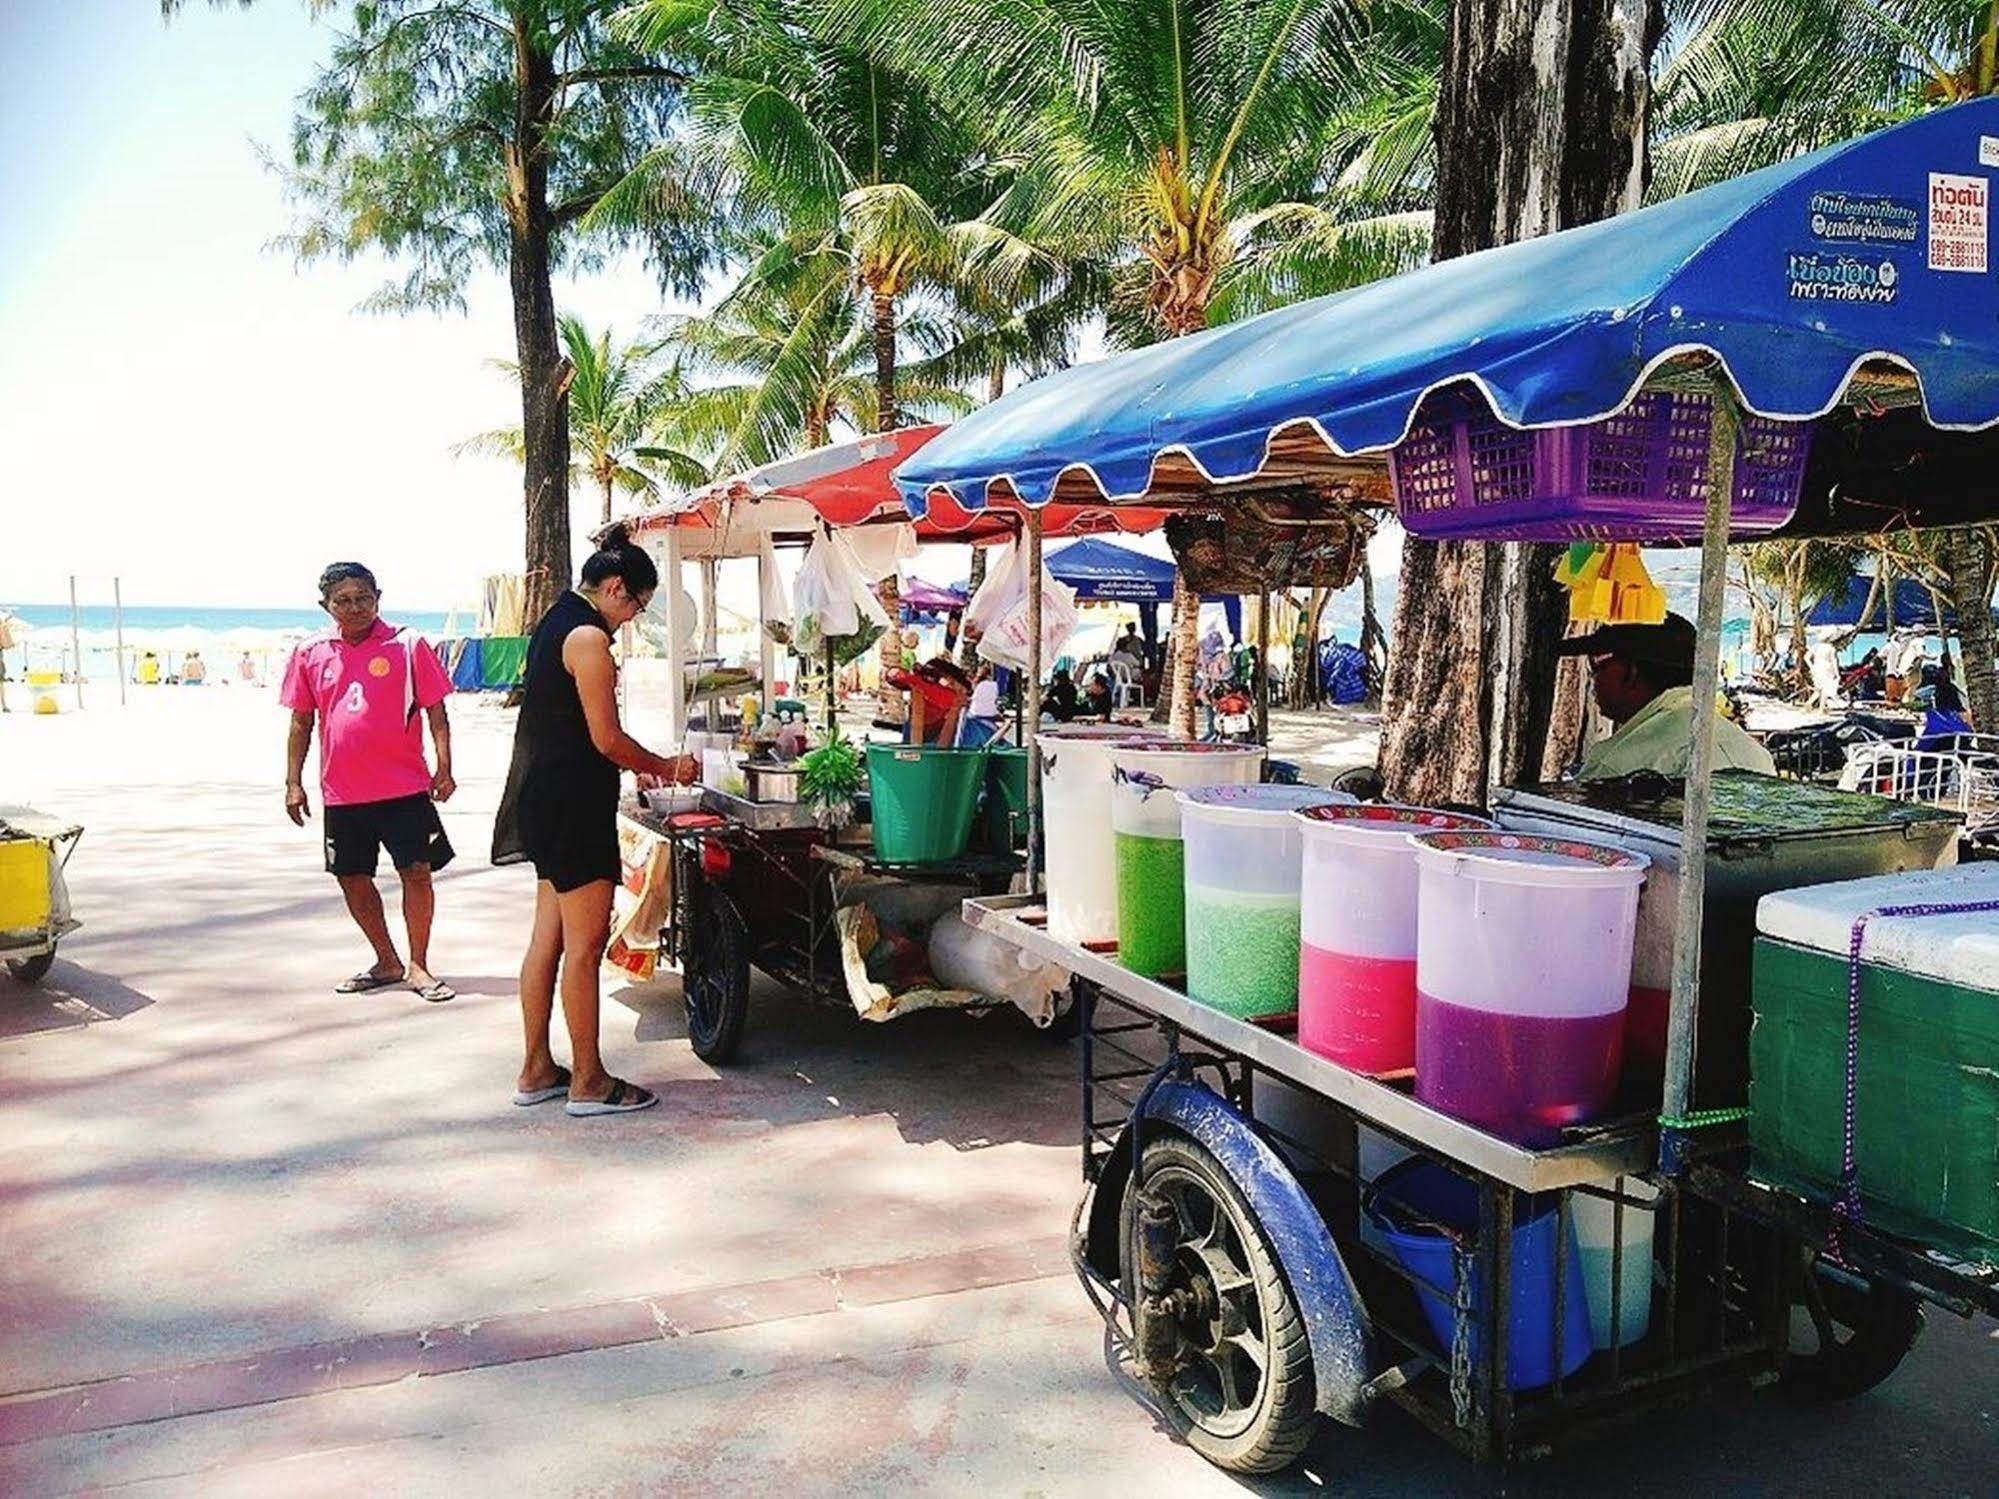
593, 519, 635, 550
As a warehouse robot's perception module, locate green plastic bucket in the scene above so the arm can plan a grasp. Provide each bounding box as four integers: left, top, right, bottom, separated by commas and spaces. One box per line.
978, 747, 1030, 854
867, 744, 989, 863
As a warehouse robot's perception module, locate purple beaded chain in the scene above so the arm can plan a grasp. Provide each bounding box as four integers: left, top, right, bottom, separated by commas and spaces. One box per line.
1833, 897, 1999, 1257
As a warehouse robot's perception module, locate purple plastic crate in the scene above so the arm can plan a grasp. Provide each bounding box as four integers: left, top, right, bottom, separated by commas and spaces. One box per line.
1391, 389, 1813, 543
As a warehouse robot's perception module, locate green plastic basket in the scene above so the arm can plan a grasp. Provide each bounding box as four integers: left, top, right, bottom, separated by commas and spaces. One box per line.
867, 744, 989, 863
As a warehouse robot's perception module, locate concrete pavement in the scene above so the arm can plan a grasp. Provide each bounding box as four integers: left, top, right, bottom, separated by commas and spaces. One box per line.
2, 689, 1993, 1495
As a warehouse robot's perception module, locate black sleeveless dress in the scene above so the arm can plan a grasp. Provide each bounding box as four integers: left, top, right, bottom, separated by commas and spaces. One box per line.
492, 591, 622, 891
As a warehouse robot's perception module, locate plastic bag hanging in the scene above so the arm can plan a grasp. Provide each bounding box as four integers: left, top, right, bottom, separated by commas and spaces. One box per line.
758, 532, 794, 646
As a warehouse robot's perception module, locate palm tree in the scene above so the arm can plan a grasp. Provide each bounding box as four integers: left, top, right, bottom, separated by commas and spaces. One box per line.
606, 0, 1007, 434
458, 315, 698, 525
647, 258, 975, 474
824, 0, 1406, 732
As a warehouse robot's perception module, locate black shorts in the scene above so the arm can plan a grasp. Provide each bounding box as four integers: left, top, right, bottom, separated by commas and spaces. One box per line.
324, 793, 455, 878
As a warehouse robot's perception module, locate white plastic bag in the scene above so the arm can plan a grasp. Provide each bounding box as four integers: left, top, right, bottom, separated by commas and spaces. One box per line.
978, 566, 1078, 671
792, 532, 892, 659
758, 531, 793, 643
842, 523, 917, 584
962, 542, 1019, 637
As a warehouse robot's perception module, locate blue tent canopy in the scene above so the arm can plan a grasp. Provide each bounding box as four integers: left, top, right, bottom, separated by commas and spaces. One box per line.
896, 101, 1999, 513
1807, 574, 1997, 629
1045, 537, 1179, 602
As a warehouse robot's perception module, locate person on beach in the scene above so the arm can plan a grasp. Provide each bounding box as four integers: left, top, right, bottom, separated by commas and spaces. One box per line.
137, 651, 160, 685
183, 652, 208, 685
493, 524, 684, 1117
282, 562, 458, 1002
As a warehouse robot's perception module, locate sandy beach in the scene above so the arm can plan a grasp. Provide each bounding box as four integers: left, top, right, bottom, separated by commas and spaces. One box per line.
1, 688, 1993, 1495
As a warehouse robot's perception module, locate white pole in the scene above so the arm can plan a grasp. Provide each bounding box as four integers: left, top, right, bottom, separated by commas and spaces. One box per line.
1661, 378, 1740, 1147
1025, 511, 1045, 893
68, 576, 85, 710
756, 547, 778, 702
661, 527, 690, 750
113, 577, 128, 707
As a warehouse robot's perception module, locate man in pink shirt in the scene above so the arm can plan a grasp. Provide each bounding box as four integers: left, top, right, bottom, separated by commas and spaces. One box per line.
282, 562, 458, 1002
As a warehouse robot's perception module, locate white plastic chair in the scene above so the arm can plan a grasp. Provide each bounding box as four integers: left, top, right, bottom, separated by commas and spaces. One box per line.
1107, 658, 1146, 709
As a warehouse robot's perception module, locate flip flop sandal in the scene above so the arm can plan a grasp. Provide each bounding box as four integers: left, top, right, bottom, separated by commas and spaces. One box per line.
336, 970, 405, 994
412, 978, 457, 1003
564, 1078, 659, 1118
512, 1065, 573, 1108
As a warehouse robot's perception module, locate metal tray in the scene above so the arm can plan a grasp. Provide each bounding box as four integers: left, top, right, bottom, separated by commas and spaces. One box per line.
962, 893, 1653, 1193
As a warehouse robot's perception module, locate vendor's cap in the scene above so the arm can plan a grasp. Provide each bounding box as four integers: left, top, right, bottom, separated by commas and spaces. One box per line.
1556, 612, 1696, 669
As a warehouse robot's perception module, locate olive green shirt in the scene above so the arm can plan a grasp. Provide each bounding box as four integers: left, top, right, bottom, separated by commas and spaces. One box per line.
1578, 685, 1777, 781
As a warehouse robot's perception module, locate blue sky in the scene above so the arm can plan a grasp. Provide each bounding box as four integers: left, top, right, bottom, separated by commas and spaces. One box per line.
0, 0, 672, 609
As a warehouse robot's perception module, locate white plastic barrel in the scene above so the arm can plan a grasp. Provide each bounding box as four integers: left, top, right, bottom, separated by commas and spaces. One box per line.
1410, 830, 1649, 1147
1571, 1176, 1660, 1349
1176, 784, 1353, 1018
1295, 805, 1495, 1073
1036, 726, 1170, 944
1108, 743, 1264, 977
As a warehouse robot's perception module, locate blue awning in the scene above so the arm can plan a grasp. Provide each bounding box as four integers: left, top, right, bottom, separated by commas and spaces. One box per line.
1807, 574, 1998, 629
1045, 537, 1179, 602
897, 101, 1999, 512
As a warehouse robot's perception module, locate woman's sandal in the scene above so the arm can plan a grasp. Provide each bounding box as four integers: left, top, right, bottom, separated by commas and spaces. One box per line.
564, 1078, 659, 1117
335, 969, 405, 993
411, 978, 457, 1003
512, 1065, 573, 1107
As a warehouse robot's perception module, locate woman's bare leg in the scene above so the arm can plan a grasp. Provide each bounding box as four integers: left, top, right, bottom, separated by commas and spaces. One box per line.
517, 881, 565, 1093
554, 879, 617, 1098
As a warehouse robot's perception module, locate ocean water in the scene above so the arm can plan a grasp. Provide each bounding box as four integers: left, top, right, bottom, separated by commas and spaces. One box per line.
0, 603, 456, 685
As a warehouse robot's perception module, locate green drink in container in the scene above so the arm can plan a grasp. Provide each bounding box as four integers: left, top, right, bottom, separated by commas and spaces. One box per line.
1107, 742, 1264, 977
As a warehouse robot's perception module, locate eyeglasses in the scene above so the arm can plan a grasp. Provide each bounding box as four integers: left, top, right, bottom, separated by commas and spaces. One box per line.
327, 593, 379, 612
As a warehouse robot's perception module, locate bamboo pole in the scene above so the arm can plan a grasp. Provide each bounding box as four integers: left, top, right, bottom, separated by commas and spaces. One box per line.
1255, 587, 1271, 746
113, 577, 128, 707
68, 577, 84, 711
1025, 511, 1045, 893
1660, 378, 1740, 1154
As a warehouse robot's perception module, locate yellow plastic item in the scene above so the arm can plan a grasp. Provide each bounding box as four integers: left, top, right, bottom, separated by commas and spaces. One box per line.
1557, 543, 1668, 625
0, 839, 52, 931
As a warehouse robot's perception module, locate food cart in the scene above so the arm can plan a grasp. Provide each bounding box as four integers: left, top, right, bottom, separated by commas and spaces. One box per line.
890, 101, 1999, 1472
619, 429, 1165, 1061
0, 807, 83, 984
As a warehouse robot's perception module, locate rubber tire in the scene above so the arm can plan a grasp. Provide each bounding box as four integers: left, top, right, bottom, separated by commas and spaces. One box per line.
1787, 1267, 1924, 1398
5, 950, 55, 985
683, 884, 749, 1065
1120, 1133, 1319, 1475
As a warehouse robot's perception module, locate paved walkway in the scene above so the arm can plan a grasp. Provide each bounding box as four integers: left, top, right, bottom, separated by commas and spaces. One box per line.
2, 690, 1992, 1495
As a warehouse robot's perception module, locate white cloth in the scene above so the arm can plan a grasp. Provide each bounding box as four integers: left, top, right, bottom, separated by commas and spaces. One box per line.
1888, 635, 1928, 679
968, 680, 1000, 717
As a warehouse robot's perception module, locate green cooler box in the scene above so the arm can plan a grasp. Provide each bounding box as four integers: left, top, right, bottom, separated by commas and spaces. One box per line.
1751, 865, 1999, 1266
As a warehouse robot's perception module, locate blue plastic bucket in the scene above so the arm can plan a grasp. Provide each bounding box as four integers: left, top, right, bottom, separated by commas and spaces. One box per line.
1366, 1159, 1592, 1390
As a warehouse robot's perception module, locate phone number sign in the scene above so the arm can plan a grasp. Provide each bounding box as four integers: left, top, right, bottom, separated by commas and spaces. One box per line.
1928, 172, 1989, 274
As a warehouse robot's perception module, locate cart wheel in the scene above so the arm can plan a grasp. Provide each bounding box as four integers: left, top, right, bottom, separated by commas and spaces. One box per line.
1787, 1260, 1924, 1398
5, 950, 55, 985
1120, 1134, 1318, 1474
683, 885, 749, 1064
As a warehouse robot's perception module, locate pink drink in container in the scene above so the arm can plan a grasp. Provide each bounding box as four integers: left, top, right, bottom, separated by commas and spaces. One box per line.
1409, 831, 1649, 1147
1295, 805, 1495, 1072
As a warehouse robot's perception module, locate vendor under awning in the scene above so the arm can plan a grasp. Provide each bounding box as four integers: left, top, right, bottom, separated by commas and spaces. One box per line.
1562, 615, 1775, 781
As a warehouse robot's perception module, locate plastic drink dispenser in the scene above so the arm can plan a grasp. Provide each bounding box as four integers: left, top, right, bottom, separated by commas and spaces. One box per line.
1175, 785, 1353, 1017
1410, 831, 1649, 1147
1036, 726, 1169, 944
1108, 743, 1264, 976
1295, 805, 1495, 1071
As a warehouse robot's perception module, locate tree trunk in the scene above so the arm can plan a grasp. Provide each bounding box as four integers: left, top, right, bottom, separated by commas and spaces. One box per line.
1165, 574, 1200, 736
959, 546, 988, 668
1938, 526, 1998, 727
600, 471, 614, 526
508, 14, 570, 629
1358, 557, 1387, 704
871, 290, 898, 433
1380, 0, 1659, 804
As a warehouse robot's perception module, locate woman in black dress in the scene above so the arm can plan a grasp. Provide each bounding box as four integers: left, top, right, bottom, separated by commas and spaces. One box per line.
494, 525, 682, 1116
